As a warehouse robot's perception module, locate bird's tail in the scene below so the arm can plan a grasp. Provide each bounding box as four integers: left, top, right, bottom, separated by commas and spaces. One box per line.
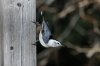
41, 11, 45, 29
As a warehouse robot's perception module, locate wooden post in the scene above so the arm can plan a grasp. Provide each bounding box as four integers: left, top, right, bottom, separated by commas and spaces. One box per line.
0, 0, 36, 66
0, 1, 4, 66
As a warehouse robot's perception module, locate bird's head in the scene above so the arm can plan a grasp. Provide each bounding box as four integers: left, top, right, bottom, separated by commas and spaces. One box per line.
48, 39, 62, 47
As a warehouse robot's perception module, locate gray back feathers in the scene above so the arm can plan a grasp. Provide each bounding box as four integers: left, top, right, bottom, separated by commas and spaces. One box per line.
42, 18, 52, 43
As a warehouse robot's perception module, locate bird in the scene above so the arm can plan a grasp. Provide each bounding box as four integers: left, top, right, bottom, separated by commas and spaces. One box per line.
39, 11, 62, 47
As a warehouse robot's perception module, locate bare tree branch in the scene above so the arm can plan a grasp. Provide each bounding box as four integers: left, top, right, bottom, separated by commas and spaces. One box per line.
64, 41, 100, 58
58, 0, 93, 18
79, 7, 100, 35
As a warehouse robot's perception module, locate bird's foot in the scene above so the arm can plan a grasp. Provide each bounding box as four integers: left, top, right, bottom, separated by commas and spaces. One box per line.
32, 40, 39, 45
32, 21, 40, 26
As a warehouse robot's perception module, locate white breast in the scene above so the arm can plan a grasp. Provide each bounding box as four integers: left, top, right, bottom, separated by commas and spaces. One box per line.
39, 31, 49, 47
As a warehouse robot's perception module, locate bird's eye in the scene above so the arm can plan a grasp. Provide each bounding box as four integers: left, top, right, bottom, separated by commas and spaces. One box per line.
57, 43, 60, 44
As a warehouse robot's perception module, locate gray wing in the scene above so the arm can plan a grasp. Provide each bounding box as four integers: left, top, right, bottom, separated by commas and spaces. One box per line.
42, 19, 52, 43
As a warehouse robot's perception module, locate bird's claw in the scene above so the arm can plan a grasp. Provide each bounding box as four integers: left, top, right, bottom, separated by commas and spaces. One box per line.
32, 21, 40, 26
32, 40, 39, 45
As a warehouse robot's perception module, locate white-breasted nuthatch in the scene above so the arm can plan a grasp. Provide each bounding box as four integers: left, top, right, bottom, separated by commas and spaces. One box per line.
39, 11, 62, 47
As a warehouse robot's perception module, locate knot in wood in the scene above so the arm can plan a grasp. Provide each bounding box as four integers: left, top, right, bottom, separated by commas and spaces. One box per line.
17, 2, 21, 7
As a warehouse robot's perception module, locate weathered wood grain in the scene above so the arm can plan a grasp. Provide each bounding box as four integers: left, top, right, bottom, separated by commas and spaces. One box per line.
1, 0, 36, 66
0, 0, 4, 66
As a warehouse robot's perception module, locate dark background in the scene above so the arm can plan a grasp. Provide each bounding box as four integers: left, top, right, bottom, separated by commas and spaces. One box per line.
36, 0, 100, 66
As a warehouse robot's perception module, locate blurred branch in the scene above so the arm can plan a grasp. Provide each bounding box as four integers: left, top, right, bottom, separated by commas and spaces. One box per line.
37, 0, 45, 8
37, 48, 59, 66
37, 0, 100, 20
37, 0, 55, 8
65, 42, 89, 53
37, 0, 57, 13
65, 41, 100, 58
38, 48, 52, 60
79, 7, 100, 35
58, 5, 77, 18
37, 0, 100, 65
40, 5, 58, 13
94, 27, 100, 35
57, 0, 93, 18
37, 48, 51, 66
79, 7, 97, 24
58, 14, 80, 42
75, 25, 86, 36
